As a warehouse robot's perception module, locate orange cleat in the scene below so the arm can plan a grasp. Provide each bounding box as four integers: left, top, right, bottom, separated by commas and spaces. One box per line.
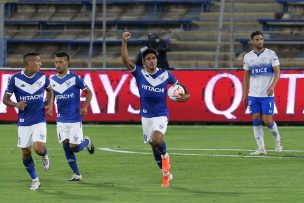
161, 172, 173, 188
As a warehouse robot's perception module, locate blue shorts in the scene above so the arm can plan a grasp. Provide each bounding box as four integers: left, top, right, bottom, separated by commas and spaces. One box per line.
248, 96, 274, 115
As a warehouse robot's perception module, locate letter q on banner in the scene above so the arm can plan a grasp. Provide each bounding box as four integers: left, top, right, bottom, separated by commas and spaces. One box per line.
204, 73, 242, 119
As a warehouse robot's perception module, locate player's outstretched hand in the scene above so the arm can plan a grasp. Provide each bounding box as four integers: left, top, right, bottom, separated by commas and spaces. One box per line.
122, 32, 131, 42
45, 105, 53, 116
80, 106, 88, 116
16, 100, 27, 111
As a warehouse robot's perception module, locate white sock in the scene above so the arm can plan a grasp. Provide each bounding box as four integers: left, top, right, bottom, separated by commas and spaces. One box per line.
268, 121, 281, 141
32, 177, 39, 182
253, 125, 265, 150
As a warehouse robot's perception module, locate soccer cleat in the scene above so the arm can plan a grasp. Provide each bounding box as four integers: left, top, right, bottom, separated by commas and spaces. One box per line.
30, 178, 41, 190
70, 174, 83, 181
161, 172, 173, 188
275, 140, 283, 152
250, 149, 267, 155
42, 155, 50, 171
84, 136, 95, 154
161, 154, 170, 173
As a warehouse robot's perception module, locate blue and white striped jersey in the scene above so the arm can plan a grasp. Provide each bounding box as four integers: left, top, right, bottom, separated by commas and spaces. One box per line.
5, 71, 50, 126
131, 66, 177, 118
243, 48, 280, 97
50, 71, 87, 123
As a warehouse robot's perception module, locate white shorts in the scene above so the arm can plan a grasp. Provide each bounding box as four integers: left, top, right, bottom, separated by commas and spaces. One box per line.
141, 116, 168, 144
17, 122, 47, 148
56, 122, 84, 144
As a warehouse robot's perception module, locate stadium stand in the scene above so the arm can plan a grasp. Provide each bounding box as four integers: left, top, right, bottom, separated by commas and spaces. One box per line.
3, 0, 304, 68
234, 0, 304, 68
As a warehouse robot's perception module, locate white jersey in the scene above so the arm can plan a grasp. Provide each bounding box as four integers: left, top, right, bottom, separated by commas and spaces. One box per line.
243, 48, 280, 97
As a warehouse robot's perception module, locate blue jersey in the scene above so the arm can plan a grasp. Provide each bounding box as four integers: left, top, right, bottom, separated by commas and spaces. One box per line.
5, 71, 50, 126
131, 66, 177, 118
50, 71, 87, 123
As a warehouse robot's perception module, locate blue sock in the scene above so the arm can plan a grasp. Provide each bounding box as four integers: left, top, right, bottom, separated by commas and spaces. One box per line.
23, 157, 37, 179
63, 143, 80, 175
152, 148, 162, 169
70, 139, 89, 153
158, 141, 167, 156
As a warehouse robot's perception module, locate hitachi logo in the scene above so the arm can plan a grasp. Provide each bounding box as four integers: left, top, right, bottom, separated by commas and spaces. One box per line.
19, 93, 44, 101
141, 84, 164, 93
56, 93, 74, 100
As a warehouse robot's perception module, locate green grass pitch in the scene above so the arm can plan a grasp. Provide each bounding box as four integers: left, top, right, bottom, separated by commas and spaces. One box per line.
0, 124, 304, 203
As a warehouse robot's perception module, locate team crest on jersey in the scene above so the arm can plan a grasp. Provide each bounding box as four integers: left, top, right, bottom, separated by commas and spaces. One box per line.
65, 81, 72, 87
73, 136, 79, 142
36, 81, 43, 87
158, 76, 165, 82
159, 123, 164, 129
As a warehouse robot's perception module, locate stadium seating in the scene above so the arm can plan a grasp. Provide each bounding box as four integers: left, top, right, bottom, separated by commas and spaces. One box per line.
3, 0, 304, 69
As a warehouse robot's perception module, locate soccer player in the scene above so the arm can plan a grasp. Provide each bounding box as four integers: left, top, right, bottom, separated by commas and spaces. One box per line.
121, 31, 190, 187
242, 31, 283, 155
50, 51, 94, 181
2, 52, 53, 190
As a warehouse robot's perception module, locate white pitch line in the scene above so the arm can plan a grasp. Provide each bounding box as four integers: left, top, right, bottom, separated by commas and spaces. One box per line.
98, 148, 304, 159
169, 148, 304, 153
100, 148, 150, 155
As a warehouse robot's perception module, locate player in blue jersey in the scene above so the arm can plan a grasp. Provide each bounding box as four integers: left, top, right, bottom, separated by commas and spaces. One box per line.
2, 52, 54, 190
50, 51, 94, 181
242, 31, 283, 155
122, 32, 190, 187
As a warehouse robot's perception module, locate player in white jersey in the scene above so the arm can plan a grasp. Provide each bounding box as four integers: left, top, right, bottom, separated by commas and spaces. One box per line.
122, 32, 190, 187
2, 52, 54, 190
242, 31, 283, 155
50, 51, 94, 181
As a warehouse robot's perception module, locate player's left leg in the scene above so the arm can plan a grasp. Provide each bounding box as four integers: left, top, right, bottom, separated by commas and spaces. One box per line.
69, 122, 95, 154
151, 130, 172, 188
261, 97, 283, 152
32, 122, 49, 171
263, 115, 282, 152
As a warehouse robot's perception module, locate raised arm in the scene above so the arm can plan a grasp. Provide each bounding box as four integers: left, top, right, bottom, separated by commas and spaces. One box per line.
121, 31, 136, 71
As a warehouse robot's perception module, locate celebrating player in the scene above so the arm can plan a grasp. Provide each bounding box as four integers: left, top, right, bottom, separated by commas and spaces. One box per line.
121, 31, 190, 187
243, 31, 283, 155
50, 51, 94, 181
2, 52, 53, 190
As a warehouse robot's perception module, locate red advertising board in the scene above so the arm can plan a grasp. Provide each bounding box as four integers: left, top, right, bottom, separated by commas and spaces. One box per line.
0, 69, 303, 122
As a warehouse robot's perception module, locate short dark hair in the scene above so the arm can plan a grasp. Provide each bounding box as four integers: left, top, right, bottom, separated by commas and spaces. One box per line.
55, 51, 70, 61
23, 52, 40, 65
251, 31, 263, 40
142, 48, 157, 59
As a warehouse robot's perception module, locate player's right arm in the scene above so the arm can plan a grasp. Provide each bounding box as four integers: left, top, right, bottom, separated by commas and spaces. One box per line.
242, 70, 250, 107
3, 76, 27, 110
2, 93, 27, 110
242, 55, 250, 107
121, 31, 135, 71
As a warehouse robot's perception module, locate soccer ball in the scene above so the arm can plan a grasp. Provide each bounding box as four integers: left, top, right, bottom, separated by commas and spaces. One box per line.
167, 84, 185, 101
